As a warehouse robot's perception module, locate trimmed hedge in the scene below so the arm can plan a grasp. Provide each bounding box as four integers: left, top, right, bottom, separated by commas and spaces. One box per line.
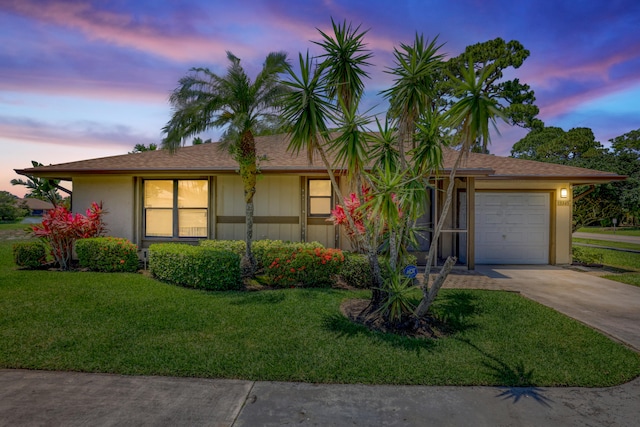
149, 243, 242, 291
199, 239, 245, 256
338, 253, 419, 288
253, 239, 324, 269
12, 241, 47, 269
261, 246, 344, 287
76, 237, 139, 273
340, 252, 373, 288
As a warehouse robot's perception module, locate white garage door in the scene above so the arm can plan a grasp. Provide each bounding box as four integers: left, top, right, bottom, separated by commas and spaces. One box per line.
475, 192, 549, 264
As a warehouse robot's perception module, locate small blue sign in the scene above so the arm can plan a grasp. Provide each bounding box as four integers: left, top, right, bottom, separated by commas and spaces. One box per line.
403, 265, 418, 279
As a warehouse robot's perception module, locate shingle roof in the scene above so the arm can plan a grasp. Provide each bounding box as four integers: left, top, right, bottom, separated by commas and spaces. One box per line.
21, 198, 54, 210
15, 133, 625, 184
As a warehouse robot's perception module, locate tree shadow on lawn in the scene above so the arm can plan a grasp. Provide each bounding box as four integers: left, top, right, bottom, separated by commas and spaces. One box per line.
322, 290, 482, 354
322, 312, 437, 354
455, 337, 553, 407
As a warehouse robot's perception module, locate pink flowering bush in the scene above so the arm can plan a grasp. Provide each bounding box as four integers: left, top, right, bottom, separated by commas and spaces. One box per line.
328, 187, 403, 251
262, 246, 344, 287
76, 237, 139, 273
31, 202, 106, 270
328, 189, 370, 239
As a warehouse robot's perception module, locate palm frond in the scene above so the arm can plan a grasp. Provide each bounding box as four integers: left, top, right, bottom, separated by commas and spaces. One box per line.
280, 51, 336, 162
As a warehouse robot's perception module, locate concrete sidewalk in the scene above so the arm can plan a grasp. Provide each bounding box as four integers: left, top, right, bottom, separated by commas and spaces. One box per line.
1, 369, 639, 426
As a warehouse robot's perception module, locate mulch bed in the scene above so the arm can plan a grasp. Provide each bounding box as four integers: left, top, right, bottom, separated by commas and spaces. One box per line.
340, 298, 451, 339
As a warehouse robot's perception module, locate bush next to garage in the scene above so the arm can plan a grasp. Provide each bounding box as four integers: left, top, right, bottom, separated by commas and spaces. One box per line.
76, 237, 140, 273
149, 243, 241, 291
12, 241, 47, 269
262, 246, 344, 287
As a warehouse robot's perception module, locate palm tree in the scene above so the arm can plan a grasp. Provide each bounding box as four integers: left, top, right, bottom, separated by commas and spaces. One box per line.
281, 21, 392, 299
11, 161, 68, 206
162, 51, 289, 277
382, 34, 445, 163
414, 59, 506, 318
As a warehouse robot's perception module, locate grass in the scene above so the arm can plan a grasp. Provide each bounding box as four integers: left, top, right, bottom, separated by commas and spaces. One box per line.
571, 244, 640, 287
603, 273, 640, 287
571, 246, 640, 272
573, 238, 640, 252
577, 226, 640, 237
1, 236, 639, 387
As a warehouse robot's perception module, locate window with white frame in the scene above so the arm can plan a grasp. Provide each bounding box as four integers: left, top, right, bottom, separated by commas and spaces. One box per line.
144, 180, 208, 238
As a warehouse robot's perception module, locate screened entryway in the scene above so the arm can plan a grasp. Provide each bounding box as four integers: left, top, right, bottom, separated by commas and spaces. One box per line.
411, 177, 470, 267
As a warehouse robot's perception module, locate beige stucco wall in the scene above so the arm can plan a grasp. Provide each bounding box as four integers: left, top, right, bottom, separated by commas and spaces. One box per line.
216, 175, 301, 241
475, 179, 573, 264
72, 175, 135, 242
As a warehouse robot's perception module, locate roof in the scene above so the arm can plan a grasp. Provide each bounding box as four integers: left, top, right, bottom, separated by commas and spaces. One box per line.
15, 133, 625, 184
21, 198, 54, 210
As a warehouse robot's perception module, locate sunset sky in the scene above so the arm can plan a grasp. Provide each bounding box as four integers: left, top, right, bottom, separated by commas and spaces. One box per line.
2, 0, 639, 197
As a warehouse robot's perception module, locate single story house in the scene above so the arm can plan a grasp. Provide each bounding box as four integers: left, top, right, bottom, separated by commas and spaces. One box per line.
21, 198, 54, 216
16, 134, 625, 268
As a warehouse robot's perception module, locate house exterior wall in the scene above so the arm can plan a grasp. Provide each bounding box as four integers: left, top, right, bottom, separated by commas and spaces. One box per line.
216, 175, 301, 242
72, 175, 135, 242
475, 179, 572, 265
70, 173, 574, 266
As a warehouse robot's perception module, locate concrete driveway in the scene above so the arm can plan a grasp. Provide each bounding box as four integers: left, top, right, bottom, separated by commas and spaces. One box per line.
475, 265, 640, 352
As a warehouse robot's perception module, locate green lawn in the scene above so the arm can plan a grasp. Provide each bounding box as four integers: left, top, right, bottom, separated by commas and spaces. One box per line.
571, 244, 640, 287
1, 237, 639, 387
603, 273, 640, 287
572, 245, 640, 272
577, 226, 640, 237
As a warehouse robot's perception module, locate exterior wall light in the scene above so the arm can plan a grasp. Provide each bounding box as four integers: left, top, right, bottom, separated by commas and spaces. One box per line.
560, 188, 568, 199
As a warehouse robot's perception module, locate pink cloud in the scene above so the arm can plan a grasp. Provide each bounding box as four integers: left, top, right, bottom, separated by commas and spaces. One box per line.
5, 1, 252, 62
0, 119, 153, 150
0, 72, 168, 104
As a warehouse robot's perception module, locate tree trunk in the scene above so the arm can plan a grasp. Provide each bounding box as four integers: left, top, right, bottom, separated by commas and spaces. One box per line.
239, 130, 257, 279
414, 255, 456, 317
242, 198, 256, 279
316, 142, 386, 306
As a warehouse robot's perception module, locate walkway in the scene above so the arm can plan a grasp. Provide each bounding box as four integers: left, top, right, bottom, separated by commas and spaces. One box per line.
1, 369, 639, 426
471, 265, 640, 352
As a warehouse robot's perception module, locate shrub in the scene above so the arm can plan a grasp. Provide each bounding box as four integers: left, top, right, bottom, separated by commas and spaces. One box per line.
12, 241, 47, 269
572, 246, 603, 265
340, 252, 373, 288
76, 237, 139, 273
253, 239, 324, 269
262, 246, 344, 287
199, 239, 245, 256
149, 243, 242, 291
338, 253, 419, 288
31, 202, 106, 270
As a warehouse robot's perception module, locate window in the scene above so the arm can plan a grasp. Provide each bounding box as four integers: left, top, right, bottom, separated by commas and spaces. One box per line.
308, 179, 332, 216
144, 180, 208, 238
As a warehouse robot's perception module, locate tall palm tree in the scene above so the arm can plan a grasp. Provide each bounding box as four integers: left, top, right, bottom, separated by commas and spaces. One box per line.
415, 59, 506, 318
382, 34, 445, 163
281, 21, 390, 298
162, 51, 289, 277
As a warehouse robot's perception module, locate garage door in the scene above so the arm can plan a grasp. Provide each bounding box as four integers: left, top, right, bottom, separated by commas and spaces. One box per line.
475, 192, 549, 264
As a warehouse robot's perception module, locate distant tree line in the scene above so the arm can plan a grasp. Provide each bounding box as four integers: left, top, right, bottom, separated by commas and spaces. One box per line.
511, 127, 640, 229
